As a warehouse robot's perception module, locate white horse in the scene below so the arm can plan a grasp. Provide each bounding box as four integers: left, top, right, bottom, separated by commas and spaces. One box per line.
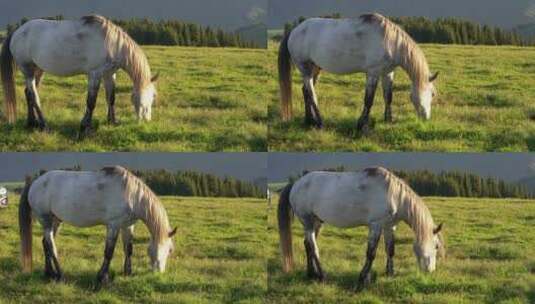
1, 15, 158, 136
278, 13, 438, 131
278, 167, 444, 290
19, 166, 177, 287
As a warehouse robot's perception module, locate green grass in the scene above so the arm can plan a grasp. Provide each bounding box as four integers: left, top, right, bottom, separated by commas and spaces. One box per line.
267, 196, 535, 303
268, 42, 535, 151
0, 46, 267, 151
0, 196, 266, 303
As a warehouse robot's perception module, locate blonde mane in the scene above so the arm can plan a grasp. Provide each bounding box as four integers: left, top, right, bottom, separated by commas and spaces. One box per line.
102, 166, 170, 245
367, 167, 435, 243
361, 13, 430, 90
82, 15, 152, 90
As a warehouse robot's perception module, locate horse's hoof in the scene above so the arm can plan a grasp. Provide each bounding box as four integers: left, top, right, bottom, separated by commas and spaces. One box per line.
78, 126, 93, 140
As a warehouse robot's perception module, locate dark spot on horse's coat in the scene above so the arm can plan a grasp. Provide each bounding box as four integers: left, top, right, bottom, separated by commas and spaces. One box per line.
358, 183, 367, 191
355, 31, 364, 38
360, 13, 384, 24
364, 166, 388, 177
303, 180, 311, 189
76, 32, 86, 40
101, 166, 124, 176
81, 15, 106, 26
42, 180, 48, 188
97, 183, 105, 190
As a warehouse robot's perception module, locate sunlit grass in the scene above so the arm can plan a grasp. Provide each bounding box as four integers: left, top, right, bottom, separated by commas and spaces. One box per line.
0, 46, 268, 151
0, 196, 266, 303
268, 42, 535, 151
267, 195, 535, 303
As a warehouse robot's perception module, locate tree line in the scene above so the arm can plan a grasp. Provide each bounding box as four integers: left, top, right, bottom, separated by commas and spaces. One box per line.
30, 166, 264, 198
3, 15, 259, 48
288, 167, 532, 199
279, 14, 529, 46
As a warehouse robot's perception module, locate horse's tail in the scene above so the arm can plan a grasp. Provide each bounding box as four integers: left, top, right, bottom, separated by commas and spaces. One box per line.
19, 176, 33, 273
1, 32, 17, 123
278, 183, 294, 272
278, 31, 293, 121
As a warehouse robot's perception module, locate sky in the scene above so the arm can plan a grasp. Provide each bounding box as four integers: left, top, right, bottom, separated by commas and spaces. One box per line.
268, 0, 535, 29
0, 0, 267, 30
0, 153, 267, 183
268, 153, 535, 183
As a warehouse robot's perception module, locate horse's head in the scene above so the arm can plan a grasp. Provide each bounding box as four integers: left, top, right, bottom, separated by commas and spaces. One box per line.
132, 73, 159, 121
148, 226, 177, 272
413, 222, 444, 273
410, 72, 438, 120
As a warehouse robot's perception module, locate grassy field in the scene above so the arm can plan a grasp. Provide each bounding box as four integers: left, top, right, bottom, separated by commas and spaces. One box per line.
0, 196, 266, 303
267, 195, 535, 303
268, 41, 535, 151
0, 46, 267, 151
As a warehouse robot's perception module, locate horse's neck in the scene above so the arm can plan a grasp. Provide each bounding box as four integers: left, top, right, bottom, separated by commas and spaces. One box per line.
393, 43, 429, 89
396, 196, 432, 241
133, 197, 168, 242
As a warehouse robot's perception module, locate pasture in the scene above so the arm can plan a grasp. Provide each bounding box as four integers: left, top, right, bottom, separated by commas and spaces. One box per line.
0, 195, 266, 303
267, 195, 535, 303
0, 45, 267, 151
268, 41, 535, 151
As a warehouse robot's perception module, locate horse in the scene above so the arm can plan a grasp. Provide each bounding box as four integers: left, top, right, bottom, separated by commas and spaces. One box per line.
278, 13, 438, 132
19, 166, 177, 287
1, 15, 158, 136
277, 167, 444, 290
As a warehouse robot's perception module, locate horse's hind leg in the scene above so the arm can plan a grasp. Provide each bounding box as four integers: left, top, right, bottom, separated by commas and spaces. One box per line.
382, 72, 394, 123
356, 74, 379, 133
96, 226, 120, 286
43, 224, 63, 281
79, 72, 102, 138
356, 222, 382, 291
303, 217, 325, 281
121, 225, 134, 276
384, 225, 395, 276
104, 73, 117, 125
298, 62, 323, 128
22, 66, 47, 130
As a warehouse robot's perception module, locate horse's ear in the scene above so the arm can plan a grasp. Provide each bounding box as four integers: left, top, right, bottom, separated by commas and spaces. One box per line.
151, 72, 160, 83
168, 227, 177, 237
433, 223, 443, 234
429, 72, 439, 82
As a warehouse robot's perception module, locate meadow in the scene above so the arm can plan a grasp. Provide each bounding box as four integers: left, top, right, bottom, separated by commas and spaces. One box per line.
0, 46, 268, 151
0, 195, 266, 303
267, 41, 535, 151
267, 195, 535, 303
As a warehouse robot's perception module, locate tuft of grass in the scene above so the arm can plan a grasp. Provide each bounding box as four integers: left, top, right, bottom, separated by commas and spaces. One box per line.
267, 196, 535, 303
0, 196, 266, 303
0, 46, 268, 151
268, 42, 535, 151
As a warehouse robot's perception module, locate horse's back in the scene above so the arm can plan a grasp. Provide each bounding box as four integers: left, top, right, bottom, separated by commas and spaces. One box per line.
288, 17, 389, 74
28, 170, 129, 227
11, 18, 107, 76
290, 171, 390, 228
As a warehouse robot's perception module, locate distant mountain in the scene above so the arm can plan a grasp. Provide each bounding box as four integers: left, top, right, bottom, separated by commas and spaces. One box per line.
236, 23, 267, 48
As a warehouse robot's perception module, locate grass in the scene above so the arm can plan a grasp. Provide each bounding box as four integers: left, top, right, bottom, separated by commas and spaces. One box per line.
0, 195, 266, 303
267, 195, 535, 303
268, 42, 535, 151
0, 46, 268, 151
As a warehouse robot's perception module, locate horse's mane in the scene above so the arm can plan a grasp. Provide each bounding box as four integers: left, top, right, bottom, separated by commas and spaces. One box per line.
364, 167, 436, 244
360, 13, 430, 90
102, 166, 170, 244
82, 15, 151, 89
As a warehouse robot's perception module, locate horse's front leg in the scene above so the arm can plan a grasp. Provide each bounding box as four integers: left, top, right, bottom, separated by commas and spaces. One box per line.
79, 72, 102, 138
382, 72, 394, 123
104, 73, 117, 125
356, 223, 382, 291
121, 225, 134, 276
96, 226, 119, 287
384, 225, 395, 276
357, 74, 379, 133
